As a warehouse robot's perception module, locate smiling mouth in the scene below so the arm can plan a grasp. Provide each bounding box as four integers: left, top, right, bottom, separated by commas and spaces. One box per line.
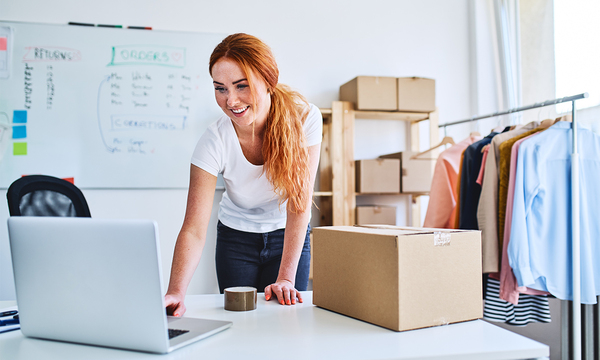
231, 106, 249, 114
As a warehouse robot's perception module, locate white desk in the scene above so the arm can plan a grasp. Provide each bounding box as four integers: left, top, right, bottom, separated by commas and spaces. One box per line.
0, 292, 548, 360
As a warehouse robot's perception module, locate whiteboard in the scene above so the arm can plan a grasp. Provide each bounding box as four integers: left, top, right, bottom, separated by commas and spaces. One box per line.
0, 21, 225, 188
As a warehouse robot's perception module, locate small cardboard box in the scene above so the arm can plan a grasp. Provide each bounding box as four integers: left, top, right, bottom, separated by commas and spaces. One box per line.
379, 151, 433, 193
340, 76, 397, 111
397, 77, 436, 112
356, 206, 396, 225
355, 159, 400, 194
313, 225, 482, 332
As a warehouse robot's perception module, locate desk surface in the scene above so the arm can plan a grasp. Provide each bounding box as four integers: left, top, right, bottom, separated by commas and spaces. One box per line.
0, 292, 549, 360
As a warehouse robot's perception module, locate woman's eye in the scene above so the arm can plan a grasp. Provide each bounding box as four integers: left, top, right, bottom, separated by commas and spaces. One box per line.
237, 84, 248, 90
215, 87, 226, 93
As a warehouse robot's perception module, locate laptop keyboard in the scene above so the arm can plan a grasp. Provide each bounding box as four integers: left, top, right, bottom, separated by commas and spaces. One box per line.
168, 328, 190, 339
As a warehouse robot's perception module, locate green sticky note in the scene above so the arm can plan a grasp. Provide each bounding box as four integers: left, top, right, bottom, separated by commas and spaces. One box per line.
13, 142, 27, 155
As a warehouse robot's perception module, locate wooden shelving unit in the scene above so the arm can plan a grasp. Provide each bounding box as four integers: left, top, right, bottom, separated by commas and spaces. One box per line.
315, 101, 439, 227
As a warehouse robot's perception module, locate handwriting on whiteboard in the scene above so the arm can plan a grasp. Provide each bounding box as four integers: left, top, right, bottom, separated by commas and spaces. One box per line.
109, 45, 185, 68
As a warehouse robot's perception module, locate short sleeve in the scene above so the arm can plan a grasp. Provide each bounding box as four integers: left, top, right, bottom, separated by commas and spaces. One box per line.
190, 121, 223, 177
304, 103, 323, 147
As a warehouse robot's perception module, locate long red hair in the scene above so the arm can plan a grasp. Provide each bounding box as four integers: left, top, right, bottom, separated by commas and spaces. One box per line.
209, 33, 311, 214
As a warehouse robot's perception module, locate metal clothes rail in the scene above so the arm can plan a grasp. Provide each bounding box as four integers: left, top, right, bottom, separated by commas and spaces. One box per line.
439, 93, 587, 128
439, 93, 589, 360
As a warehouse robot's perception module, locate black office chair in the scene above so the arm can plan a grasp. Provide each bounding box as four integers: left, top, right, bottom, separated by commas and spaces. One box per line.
6, 175, 91, 217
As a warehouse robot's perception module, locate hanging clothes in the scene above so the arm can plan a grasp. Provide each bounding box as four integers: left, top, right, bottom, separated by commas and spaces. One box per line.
483, 277, 551, 326
497, 125, 549, 251
482, 127, 552, 323
423, 134, 482, 228
499, 133, 549, 304
477, 122, 540, 273
508, 122, 600, 304
453, 150, 466, 229
476, 144, 491, 186
458, 132, 498, 230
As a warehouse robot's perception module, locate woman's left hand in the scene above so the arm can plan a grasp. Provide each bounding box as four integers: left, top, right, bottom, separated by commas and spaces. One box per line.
264, 279, 303, 305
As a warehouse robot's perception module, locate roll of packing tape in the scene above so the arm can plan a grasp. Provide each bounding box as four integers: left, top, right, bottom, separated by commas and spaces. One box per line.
224, 286, 257, 311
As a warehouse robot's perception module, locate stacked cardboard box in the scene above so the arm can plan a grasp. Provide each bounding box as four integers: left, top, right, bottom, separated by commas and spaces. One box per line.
379, 151, 434, 193
340, 76, 436, 112
355, 159, 400, 194
356, 206, 396, 225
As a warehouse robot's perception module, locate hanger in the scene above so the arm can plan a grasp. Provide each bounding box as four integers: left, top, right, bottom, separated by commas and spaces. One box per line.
410, 136, 455, 160
539, 118, 554, 129
555, 114, 572, 123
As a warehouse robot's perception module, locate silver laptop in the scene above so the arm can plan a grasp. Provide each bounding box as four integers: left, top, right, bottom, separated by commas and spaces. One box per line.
7, 217, 231, 354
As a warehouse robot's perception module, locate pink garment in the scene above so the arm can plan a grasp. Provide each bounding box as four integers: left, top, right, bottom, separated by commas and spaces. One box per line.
499, 133, 550, 304
423, 135, 482, 228
476, 146, 490, 185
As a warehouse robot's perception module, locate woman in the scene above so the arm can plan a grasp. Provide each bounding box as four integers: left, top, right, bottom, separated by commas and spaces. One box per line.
164, 33, 322, 315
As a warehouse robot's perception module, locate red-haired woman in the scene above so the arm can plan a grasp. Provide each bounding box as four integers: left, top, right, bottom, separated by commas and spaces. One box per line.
165, 33, 322, 315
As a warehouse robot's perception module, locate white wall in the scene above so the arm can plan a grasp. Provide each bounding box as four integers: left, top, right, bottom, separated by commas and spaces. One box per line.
0, 0, 476, 300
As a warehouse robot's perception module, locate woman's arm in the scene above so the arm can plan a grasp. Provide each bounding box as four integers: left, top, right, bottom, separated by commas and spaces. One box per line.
165, 165, 217, 316
265, 143, 321, 305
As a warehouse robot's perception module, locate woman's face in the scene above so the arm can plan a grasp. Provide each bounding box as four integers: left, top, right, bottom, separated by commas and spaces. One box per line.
211, 58, 271, 129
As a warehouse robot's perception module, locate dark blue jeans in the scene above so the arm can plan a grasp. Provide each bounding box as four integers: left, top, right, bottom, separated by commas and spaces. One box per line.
215, 221, 311, 293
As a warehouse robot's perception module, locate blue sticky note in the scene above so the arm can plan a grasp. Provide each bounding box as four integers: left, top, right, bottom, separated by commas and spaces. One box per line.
12, 125, 26, 139
13, 110, 27, 124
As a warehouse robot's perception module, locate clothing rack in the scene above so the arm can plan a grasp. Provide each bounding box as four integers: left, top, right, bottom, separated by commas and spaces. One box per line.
439, 92, 589, 360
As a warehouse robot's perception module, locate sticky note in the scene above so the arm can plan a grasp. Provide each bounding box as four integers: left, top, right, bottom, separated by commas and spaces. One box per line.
13, 142, 27, 155
0, 37, 6, 51
12, 125, 26, 139
13, 110, 27, 123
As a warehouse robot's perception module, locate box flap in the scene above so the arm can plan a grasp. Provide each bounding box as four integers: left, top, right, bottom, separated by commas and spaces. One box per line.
353, 224, 476, 235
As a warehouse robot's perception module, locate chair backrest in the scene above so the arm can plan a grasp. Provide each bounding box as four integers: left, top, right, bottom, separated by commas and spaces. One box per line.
6, 175, 91, 217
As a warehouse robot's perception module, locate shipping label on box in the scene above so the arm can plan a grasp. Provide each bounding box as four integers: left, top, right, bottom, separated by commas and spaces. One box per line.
355, 159, 400, 193
312, 225, 482, 332
340, 76, 397, 111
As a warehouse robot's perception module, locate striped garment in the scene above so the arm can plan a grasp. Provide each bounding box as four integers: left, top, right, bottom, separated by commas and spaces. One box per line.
483, 277, 551, 326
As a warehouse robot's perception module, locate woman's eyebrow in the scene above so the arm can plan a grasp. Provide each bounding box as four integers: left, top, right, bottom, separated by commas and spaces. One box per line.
212, 78, 247, 86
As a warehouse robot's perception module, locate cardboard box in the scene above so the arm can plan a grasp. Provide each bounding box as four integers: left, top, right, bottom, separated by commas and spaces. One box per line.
312, 225, 482, 332
309, 232, 313, 280
356, 206, 396, 225
379, 151, 433, 193
340, 76, 397, 111
355, 159, 400, 194
397, 77, 436, 112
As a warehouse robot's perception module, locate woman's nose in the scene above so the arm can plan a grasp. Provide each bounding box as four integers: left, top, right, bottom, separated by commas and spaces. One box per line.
227, 92, 239, 107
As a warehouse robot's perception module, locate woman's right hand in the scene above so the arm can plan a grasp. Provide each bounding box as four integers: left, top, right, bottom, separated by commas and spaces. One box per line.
164, 293, 186, 317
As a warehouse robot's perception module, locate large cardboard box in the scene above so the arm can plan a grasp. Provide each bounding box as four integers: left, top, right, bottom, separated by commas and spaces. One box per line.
356, 206, 396, 225
379, 151, 434, 193
340, 76, 397, 111
355, 159, 400, 194
397, 77, 436, 112
312, 225, 482, 332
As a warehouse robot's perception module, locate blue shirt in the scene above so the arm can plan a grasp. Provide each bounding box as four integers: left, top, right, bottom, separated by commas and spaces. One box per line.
508, 121, 600, 304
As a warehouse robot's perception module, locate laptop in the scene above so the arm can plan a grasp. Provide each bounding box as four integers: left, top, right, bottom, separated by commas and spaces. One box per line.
7, 217, 232, 354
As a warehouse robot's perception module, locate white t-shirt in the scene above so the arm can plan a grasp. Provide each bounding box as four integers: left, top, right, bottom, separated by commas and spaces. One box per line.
191, 103, 323, 233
